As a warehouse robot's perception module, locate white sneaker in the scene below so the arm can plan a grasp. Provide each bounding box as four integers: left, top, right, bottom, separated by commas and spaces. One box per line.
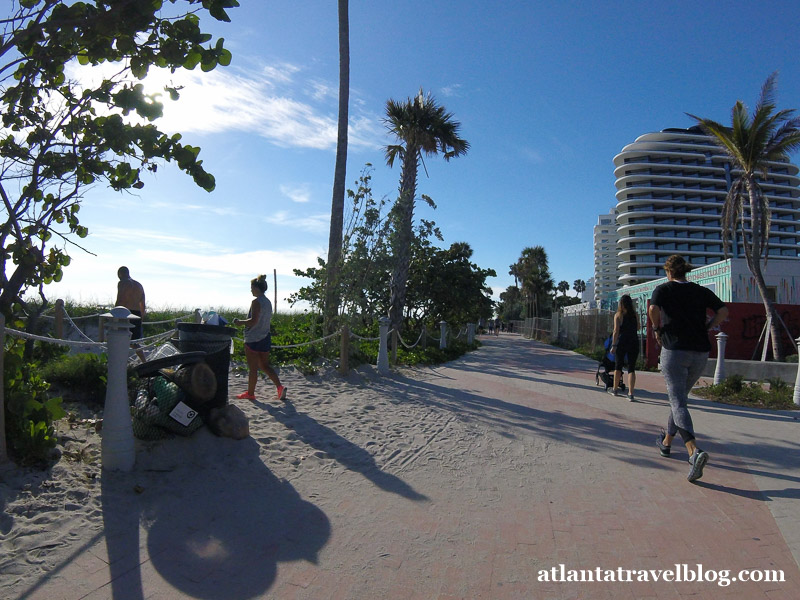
687, 449, 709, 482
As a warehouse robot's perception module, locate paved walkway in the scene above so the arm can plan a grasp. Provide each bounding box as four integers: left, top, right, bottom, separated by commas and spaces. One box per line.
14, 334, 800, 599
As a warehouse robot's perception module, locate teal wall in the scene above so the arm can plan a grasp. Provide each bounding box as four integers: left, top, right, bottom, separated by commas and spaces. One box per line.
606, 260, 733, 331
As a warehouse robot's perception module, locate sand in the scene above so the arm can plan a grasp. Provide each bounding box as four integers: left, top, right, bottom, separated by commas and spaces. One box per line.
0, 359, 483, 598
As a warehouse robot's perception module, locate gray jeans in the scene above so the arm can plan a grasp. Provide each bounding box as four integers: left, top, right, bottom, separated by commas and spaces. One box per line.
660, 348, 708, 442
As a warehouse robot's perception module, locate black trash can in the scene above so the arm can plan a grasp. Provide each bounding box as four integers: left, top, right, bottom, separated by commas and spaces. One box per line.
175, 323, 236, 411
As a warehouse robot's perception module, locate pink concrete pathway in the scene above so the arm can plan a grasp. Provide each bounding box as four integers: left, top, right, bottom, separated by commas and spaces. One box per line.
15, 334, 800, 599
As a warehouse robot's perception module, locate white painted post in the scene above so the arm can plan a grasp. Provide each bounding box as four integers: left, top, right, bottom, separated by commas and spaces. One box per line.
377, 317, 390, 375
467, 323, 476, 344
101, 306, 139, 471
713, 331, 728, 385
439, 321, 447, 350
793, 336, 800, 406
339, 324, 349, 375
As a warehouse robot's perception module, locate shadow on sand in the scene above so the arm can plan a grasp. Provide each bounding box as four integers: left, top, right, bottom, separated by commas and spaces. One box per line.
264, 400, 428, 502
100, 434, 330, 600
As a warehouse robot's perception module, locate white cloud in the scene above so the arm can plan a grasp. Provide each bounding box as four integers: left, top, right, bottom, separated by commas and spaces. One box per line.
89, 226, 230, 253
308, 79, 336, 102
440, 83, 464, 98
45, 238, 323, 312
65, 59, 385, 151
280, 183, 311, 203
265, 210, 329, 234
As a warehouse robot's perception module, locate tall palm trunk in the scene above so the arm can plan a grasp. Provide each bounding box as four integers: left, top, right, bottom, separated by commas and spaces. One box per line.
323, 0, 349, 336
388, 148, 419, 333
745, 176, 785, 360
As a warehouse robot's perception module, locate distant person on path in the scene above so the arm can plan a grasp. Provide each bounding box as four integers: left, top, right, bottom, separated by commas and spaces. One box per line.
495, 318, 501, 336
115, 266, 146, 340
648, 255, 728, 483
488, 319, 494, 335
233, 274, 286, 403
608, 294, 639, 401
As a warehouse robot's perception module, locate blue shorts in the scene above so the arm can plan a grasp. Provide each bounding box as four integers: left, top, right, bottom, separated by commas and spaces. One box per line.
245, 332, 271, 353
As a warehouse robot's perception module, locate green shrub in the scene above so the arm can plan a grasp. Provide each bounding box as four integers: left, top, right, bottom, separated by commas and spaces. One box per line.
40, 352, 108, 404
3, 339, 66, 467
693, 374, 796, 410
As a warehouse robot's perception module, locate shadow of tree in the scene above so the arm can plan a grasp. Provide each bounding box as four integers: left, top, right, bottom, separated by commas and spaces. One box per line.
378, 337, 800, 497
264, 400, 428, 502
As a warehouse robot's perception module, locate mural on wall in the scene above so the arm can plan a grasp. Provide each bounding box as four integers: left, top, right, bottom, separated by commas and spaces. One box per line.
704, 303, 800, 360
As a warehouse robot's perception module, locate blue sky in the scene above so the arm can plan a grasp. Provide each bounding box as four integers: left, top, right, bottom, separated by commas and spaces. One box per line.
45, 0, 800, 312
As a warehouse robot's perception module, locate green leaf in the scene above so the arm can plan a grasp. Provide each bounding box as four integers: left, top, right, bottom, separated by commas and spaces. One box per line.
183, 51, 201, 70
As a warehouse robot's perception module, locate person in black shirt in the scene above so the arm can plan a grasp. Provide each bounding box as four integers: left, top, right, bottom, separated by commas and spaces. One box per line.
609, 294, 639, 401
648, 255, 728, 483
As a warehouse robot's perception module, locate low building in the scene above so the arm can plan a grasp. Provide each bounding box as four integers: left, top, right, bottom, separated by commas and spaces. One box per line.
606, 258, 800, 361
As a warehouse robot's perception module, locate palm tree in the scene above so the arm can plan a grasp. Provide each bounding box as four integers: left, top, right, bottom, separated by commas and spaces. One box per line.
573, 279, 586, 298
385, 89, 469, 332
323, 0, 350, 335
514, 246, 553, 319
509, 263, 521, 288
557, 280, 570, 297
689, 72, 800, 360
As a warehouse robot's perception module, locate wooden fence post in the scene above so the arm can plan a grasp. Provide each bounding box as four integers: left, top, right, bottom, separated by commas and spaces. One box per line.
0, 314, 8, 464
54, 298, 65, 339
339, 324, 349, 375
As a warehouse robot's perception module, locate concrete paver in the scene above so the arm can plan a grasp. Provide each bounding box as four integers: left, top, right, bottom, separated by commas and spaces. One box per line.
7, 334, 800, 599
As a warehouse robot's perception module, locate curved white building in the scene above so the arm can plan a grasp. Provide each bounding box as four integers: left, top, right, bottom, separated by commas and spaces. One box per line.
613, 126, 800, 285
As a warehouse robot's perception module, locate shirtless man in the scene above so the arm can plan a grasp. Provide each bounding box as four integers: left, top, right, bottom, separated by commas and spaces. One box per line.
115, 266, 146, 340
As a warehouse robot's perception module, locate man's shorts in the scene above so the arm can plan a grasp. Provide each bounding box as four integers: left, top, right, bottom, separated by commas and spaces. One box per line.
130, 310, 143, 340
245, 332, 272, 353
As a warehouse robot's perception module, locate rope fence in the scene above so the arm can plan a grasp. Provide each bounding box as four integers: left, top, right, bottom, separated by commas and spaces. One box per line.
8, 298, 480, 362
396, 327, 426, 350
0, 300, 477, 426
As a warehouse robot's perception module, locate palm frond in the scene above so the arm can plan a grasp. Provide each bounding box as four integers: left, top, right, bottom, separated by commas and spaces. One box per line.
384, 145, 404, 168
687, 113, 741, 163
755, 71, 778, 117
751, 182, 771, 263
720, 179, 746, 257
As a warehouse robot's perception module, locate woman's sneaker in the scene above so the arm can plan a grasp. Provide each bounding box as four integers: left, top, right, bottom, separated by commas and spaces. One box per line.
687, 449, 709, 482
656, 428, 671, 457
627, 393, 635, 402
